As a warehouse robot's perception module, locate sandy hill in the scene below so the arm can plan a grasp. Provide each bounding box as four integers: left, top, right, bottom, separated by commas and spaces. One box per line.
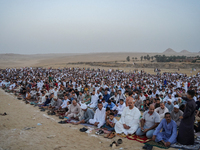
0, 52, 199, 69
163, 48, 177, 54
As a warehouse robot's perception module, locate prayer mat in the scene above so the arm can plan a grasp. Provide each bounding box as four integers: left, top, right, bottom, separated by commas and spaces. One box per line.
171, 142, 200, 150
81, 123, 94, 128
65, 120, 95, 127
145, 141, 169, 149
126, 134, 151, 143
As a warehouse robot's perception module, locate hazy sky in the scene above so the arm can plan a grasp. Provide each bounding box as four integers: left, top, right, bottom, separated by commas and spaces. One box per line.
0, 0, 200, 54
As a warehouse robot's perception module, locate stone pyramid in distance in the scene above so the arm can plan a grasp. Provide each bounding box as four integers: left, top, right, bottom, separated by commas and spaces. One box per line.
179, 50, 191, 54
163, 48, 177, 54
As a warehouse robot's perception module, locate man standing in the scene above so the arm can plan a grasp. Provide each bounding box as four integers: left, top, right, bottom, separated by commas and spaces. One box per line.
115, 99, 141, 135
155, 102, 169, 121
89, 102, 106, 128
177, 90, 196, 145
136, 104, 160, 138
152, 113, 177, 147
170, 105, 183, 127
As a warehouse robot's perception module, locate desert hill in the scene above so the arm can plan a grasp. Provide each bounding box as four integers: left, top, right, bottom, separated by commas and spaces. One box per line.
0, 51, 199, 69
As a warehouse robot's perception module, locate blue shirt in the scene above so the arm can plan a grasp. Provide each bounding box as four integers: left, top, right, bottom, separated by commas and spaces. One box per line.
105, 102, 116, 110
103, 94, 110, 102
44, 98, 50, 106
153, 119, 177, 144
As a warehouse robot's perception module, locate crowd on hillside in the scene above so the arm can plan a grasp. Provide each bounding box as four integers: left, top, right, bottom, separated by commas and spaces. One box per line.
1, 67, 200, 148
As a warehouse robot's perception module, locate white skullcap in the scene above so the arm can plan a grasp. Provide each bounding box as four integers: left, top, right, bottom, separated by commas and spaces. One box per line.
54, 96, 58, 99
174, 105, 179, 109
81, 104, 87, 110
168, 99, 172, 103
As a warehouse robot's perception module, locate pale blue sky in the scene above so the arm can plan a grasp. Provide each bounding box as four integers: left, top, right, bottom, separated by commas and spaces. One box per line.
0, 0, 200, 54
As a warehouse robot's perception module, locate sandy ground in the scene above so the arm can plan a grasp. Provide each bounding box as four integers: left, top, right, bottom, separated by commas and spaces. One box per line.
0, 53, 199, 75
0, 90, 176, 150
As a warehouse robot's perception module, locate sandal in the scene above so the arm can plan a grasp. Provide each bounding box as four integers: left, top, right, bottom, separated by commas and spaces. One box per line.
108, 132, 116, 139
58, 120, 68, 124
59, 116, 64, 119
95, 130, 104, 135
40, 108, 46, 112
50, 112, 56, 115
80, 127, 88, 132
1, 112, 7, 116
104, 133, 111, 138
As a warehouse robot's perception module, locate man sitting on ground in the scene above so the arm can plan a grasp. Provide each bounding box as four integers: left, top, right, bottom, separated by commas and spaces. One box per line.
105, 100, 116, 110
65, 100, 80, 119
89, 102, 106, 128
72, 104, 94, 125
51, 96, 63, 110
59, 95, 70, 112
115, 99, 141, 135
152, 112, 177, 147
88, 91, 98, 108
155, 102, 169, 121
170, 105, 183, 127
48, 96, 63, 114
112, 99, 126, 116
136, 104, 160, 139
25, 90, 32, 100
165, 99, 174, 113
37, 92, 46, 106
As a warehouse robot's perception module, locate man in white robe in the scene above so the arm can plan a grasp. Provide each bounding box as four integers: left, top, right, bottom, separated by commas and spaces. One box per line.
112, 99, 126, 115
115, 99, 141, 135
88, 91, 98, 108
89, 102, 105, 128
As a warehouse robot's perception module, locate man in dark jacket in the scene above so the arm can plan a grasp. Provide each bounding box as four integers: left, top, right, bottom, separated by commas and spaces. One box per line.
177, 90, 196, 145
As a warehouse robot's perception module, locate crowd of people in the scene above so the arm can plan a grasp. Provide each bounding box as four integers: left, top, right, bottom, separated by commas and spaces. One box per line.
1, 67, 200, 148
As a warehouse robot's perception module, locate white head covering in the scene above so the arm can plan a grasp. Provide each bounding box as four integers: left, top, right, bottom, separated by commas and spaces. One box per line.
174, 105, 179, 109
81, 104, 87, 110
168, 99, 172, 103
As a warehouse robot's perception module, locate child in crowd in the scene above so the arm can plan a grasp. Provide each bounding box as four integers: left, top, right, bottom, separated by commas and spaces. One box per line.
112, 99, 126, 116
105, 100, 115, 110
102, 113, 117, 131
105, 107, 111, 121
102, 99, 108, 108
144, 99, 150, 110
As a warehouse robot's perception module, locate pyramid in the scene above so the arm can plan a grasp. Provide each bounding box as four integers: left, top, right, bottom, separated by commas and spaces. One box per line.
163, 48, 177, 53
179, 50, 190, 53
